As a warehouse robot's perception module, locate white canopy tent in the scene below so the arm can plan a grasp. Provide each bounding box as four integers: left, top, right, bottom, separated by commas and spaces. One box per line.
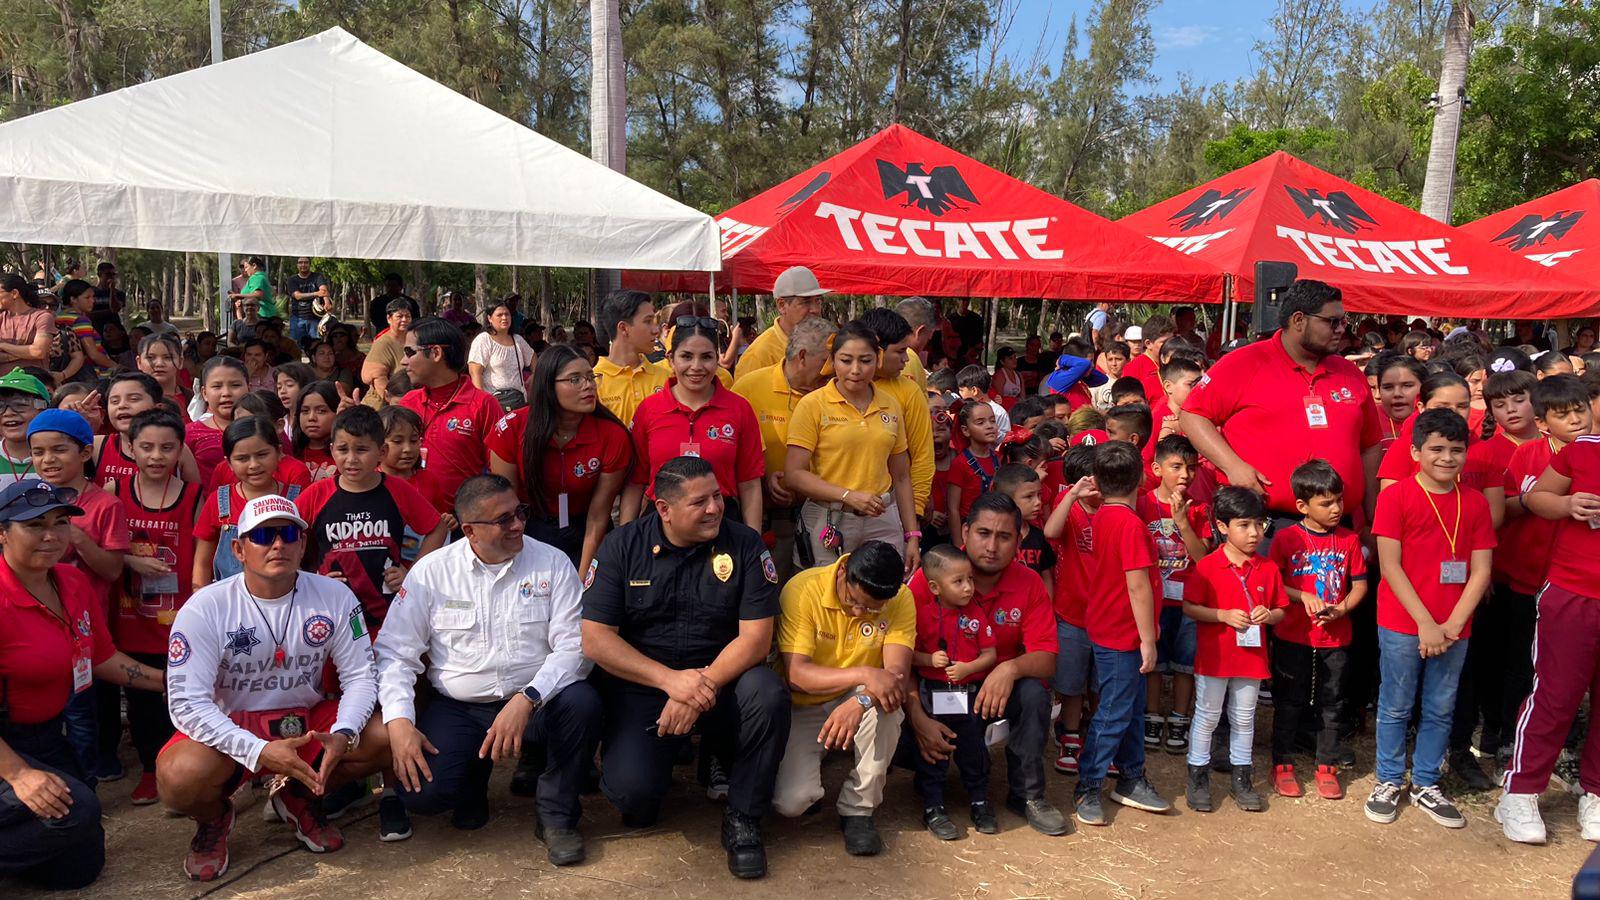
0, 27, 721, 272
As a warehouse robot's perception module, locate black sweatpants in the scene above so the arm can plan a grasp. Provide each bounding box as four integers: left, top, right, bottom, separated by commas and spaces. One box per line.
1271, 640, 1348, 766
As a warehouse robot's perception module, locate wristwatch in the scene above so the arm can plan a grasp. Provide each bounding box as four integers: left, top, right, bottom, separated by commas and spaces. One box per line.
521, 685, 543, 709
855, 693, 873, 711
333, 727, 360, 752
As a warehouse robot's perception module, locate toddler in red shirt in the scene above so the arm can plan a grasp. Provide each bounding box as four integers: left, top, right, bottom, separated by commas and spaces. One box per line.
1141, 435, 1211, 757
1181, 487, 1287, 814
1368, 408, 1495, 830
1267, 460, 1367, 801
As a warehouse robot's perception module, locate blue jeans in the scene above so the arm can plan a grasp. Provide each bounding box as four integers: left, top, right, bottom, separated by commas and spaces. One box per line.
1376, 626, 1468, 787
1076, 644, 1146, 795
1155, 607, 1196, 674
60, 689, 99, 783
1053, 619, 1094, 697
290, 314, 316, 347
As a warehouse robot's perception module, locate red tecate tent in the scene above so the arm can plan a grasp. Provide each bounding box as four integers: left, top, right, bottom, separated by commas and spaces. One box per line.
626, 124, 1225, 303
1117, 151, 1598, 319
1460, 179, 1600, 278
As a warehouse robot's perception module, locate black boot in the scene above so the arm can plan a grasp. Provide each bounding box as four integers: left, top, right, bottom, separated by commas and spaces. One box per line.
1449, 750, 1496, 792
1186, 764, 1213, 812
1232, 764, 1263, 812
721, 810, 767, 879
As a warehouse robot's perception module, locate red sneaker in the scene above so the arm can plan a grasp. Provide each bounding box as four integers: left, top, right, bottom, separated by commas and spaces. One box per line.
1272, 764, 1303, 797
131, 771, 160, 806
270, 782, 345, 853
1054, 734, 1080, 775
1314, 765, 1343, 800
184, 800, 234, 882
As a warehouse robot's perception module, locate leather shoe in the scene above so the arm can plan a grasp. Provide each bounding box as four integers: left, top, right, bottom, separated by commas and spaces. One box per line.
922, 806, 961, 840
839, 815, 883, 856
721, 810, 767, 879
450, 791, 489, 831
535, 821, 585, 866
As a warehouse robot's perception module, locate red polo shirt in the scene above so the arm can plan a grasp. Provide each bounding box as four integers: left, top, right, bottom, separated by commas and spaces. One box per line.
1187, 549, 1289, 679
0, 559, 114, 724
629, 381, 765, 499
399, 375, 502, 502
1498, 437, 1559, 594
1125, 353, 1163, 401
1543, 435, 1600, 596
485, 408, 632, 519
1371, 477, 1496, 637
911, 592, 997, 685
910, 561, 1055, 664
1183, 331, 1381, 515
1082, 501, 1161, 651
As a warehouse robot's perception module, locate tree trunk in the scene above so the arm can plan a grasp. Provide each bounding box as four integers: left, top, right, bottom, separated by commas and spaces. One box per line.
891, 0, 913, 123
183, 252, 194, 319
1419, 2, 1476, 224
538, 267, 554, 326
473, 263, 488, 307
589, 0, 627, 315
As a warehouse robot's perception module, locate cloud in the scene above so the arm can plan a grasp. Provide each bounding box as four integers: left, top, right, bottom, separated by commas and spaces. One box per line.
1157, 25, 1219, 49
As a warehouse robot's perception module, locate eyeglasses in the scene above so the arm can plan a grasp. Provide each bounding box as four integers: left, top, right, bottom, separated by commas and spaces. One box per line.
1, 484, 78, 513
0, 397, 44, 414
674, 316, 722, 332
556, 372, 598, 388
243, 524, 302, 546
463, 504, 530, 529
401, 344, 441, 358
1305, 312, 1349, 330
932, 410, 954, 425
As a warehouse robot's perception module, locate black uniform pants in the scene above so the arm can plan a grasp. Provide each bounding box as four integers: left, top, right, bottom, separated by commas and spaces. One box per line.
1449, 585, 1538, 756
0, 720, 104, 890
599, 666, 790, 823
910, 683, 990, 807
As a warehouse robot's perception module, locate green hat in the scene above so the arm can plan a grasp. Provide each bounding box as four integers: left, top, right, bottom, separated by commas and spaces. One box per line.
0, 370, 48, 403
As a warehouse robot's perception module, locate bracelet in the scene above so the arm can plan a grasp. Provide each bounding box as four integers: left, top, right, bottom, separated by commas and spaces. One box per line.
841, 489, 851, 503
903, 530, 923, 540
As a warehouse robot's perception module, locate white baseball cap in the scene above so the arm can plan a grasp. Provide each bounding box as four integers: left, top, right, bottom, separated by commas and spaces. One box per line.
1123, 325, 1144, 341
236, 494, 309, 534
772, 266, 829, 299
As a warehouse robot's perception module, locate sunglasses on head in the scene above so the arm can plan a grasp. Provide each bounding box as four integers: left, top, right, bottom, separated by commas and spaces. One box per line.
674, 316, 722, 332
243, 524, 302, 546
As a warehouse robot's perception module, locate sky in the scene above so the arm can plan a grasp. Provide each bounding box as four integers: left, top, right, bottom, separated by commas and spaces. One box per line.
1000, 0, 1380, 94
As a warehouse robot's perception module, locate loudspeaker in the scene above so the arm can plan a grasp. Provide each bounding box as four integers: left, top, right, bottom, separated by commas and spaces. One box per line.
1253, 261, 1298, 335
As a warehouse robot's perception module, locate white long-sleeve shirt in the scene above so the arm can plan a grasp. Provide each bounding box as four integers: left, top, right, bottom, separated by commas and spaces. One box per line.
166, 572, 379, 771
375, 536, 589, 723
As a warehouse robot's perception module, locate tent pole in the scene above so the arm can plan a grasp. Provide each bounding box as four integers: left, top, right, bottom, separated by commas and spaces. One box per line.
708, 271, 716, 314
210, 0, 231, 334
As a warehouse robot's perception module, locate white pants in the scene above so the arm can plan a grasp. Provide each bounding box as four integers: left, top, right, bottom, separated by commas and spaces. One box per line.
1187, 675, 1260, 768
772, 694, 904, 818
798, 497, 903, 567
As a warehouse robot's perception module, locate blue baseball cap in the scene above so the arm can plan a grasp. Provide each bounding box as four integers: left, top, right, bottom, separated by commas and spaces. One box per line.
26, 409, 94, 447
0, 479, 84, 522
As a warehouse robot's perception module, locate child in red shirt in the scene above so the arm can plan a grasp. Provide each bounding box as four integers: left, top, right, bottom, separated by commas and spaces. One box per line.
993, 463, 1056, 594
1268, 460, 1367, 801
378, 405, 453, 528
1140, 435, 1210, 757
1369, 354, 1424, 452
947, 399, 999, 533
1376, 372, 1473, 489
909, 545, 998, 835
1181, 486, 1287, 814
1072, 441, 1169, 825
290, 381, 339, 481
193, 417, 305, 587
1369, 408, 1495, 830
1148, 355, 1203, 464
1042, 445, 1100, 776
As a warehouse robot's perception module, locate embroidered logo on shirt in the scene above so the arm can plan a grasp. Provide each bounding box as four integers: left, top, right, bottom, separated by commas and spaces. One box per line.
224, 625, 261, 657
583, 559, 598, 590
168, 631, 191, 666
303, 615, 334, 647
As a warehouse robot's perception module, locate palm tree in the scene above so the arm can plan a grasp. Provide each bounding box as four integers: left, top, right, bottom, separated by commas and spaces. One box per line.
1419, 2, 1476, 224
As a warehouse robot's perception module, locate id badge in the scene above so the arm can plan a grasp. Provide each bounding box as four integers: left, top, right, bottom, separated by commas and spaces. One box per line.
72, 652, 93, 694
1236, 624, 1263, 648
931, 689, 970, 715
141, 570, 179, 598
419, 446, 429, 469
1440, 560, 1468, 584
557, 493, 570, 528
1303, 395, 1329, 429
1161, 577, 1185, 602
679, 441, 702, 459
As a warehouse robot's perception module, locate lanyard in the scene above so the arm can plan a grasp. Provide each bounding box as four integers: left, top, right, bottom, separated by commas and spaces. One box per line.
1227, 561, 1256, 610
1415, 475, 1462, 559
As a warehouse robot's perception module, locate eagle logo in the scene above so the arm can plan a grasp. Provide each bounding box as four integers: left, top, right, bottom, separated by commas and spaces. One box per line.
1168, 188, 1254, 231
877, 160, 978, 216
1490, 211, 1584, 251
777, 172, 831, 215
1286, 187, 1378, 233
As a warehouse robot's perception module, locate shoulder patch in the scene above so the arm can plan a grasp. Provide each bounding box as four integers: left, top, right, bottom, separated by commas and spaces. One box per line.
760, 550, 778, 584
583, 559, 598, 590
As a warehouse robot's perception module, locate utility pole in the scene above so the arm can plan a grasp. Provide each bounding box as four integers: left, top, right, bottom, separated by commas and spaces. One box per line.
589, 0, 626, 321
1419, 2, 1476, 223
210, 0, 232, 332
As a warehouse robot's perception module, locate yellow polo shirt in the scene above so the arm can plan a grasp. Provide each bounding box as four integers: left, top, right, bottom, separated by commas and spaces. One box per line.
733, 363, 807, 477
874, 374, 933, 516
904, 350, 927, 390
776, 556, 916, 706
594, 354, 669, 427
735, 323, 788, 381
786, 380, 908, 497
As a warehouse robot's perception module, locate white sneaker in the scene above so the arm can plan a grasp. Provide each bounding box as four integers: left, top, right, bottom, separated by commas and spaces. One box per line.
1495, 792, 1547, 845
1580, 793, 1600, 842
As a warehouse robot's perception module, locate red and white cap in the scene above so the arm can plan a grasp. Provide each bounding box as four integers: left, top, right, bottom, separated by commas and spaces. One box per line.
236, 494, 309, 533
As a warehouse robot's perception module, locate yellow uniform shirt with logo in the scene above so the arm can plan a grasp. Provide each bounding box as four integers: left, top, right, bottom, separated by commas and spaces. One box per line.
594, 354, 669, 427
735, 323, 788, 381
732, 363, 807, 477
903, 350, 927, 390
776, 556, 916, 706
873, 373, 933, 516
785, 380, 908, 497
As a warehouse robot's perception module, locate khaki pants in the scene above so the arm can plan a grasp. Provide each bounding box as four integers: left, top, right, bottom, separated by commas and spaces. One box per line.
798, 497, 903, 568
772, 694, 904, 818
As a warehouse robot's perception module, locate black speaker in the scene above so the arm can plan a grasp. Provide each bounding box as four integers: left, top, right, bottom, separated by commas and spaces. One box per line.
1253, 261, 1298, 335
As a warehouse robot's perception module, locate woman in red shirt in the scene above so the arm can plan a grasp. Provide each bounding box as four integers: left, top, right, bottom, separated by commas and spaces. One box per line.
622, 318, 765, 532
0, 479, 165, 890
487, 344, 632, 575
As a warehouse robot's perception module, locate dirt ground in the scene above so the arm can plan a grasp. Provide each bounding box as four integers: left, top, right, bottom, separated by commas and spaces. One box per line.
14, 717, 1594, 900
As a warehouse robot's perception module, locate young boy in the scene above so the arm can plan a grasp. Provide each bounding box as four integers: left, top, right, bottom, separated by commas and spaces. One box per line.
111, 408, 204, 803
910, 544, 999, 839
1497, 379, 1600, 844
1072, 441, 1171, 826
994, 463, 1056, 593
1104, 404, 1153, 454
1182, 486, 1287, 812
1268, 460, 1367, 800
29, 408, 132, 780
1043, 445, 1099, 775
1141, 435, 1211, 756
94, 371, 202, 490
1367, 408, 1495, 829
957, 365, 1011, 436
0, 369, 50, 485
1109, 376, 1146, 408
1150, 354, 1205, 461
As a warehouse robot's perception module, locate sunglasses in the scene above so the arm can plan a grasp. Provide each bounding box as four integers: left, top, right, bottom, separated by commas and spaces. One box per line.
243, 524, 302, 546
463, 504, 530, 529
401, 344, 441, 358
1, 484, 78, 512
673, 316, 722, 332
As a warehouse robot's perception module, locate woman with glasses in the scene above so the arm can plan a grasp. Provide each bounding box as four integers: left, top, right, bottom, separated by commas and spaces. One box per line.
784, 320, 918, 574
621, 319, 765, 533
0, 479, 166, 890
487, 344, 631, 575
468, 300, 536, 411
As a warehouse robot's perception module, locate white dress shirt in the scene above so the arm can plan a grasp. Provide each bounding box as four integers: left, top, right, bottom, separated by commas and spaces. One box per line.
375, 536, 590, 723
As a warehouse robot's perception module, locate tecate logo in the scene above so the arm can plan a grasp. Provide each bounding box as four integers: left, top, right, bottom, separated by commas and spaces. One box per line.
814, 202, 1062, 261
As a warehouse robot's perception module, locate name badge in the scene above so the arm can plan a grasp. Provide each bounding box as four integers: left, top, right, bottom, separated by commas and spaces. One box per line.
1236, 624, 1263, 648
444, 598, 474, 610
557, 493, 570, 528
984, 718, 1011, 747
679, 441, 702, 459
1440, 560, 1468, 584
72, 652, 93, 694
1161, 578, 1185, 602
931, 689, 970, 715
1304, 396, 1328, 429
